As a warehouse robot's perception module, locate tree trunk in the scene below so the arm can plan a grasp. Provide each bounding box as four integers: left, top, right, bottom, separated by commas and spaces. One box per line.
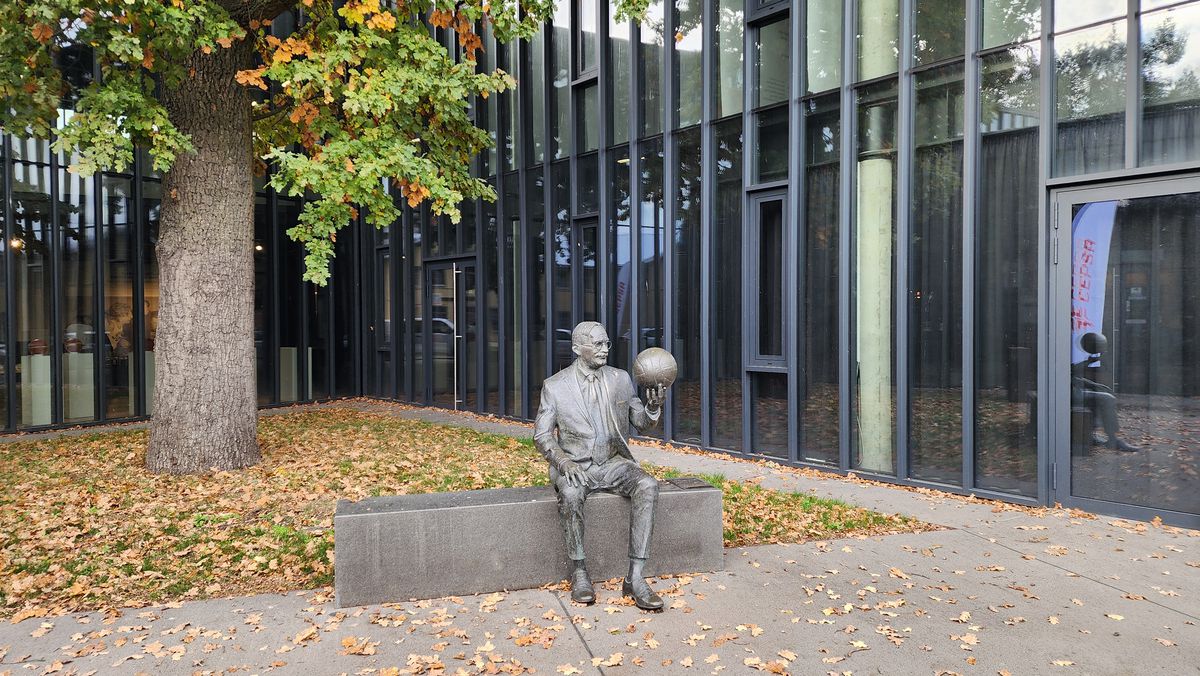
145, 40, 260, 474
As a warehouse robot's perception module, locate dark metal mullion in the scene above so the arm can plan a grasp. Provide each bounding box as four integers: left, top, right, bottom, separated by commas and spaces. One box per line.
740, 11, 754, 456
1039, 0, 1055, 505
388, 210, 400, 400
1125, 0, 1140, 168
787, 4, 802, 462
400, 205, 412, 401
698, 0, 714, 450
3, 136, 16, 430
895, 0, 913, 481
962, 0, 980, 490
269, 179, 281, 404
661, 0, 675, 442
838, 0, 856, 472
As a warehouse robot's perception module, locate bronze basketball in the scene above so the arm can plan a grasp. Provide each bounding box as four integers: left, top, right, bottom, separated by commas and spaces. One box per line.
632, 347, 678, 389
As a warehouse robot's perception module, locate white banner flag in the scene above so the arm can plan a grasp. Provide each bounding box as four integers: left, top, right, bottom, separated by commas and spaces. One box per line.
1070, 200, 1117, 365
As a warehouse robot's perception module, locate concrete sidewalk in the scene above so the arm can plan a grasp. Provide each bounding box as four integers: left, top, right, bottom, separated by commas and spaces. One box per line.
2, 403, 1198, 675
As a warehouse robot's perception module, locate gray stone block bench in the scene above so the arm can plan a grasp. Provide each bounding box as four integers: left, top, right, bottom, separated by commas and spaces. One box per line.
334, 477, 724, 607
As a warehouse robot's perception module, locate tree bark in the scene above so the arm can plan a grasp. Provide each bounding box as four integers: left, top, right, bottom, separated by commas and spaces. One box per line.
145, 39, 260, 474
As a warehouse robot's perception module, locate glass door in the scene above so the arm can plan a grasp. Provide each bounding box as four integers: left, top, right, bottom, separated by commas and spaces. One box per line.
426, 260, 476, 410
1052, 177, 1200, 527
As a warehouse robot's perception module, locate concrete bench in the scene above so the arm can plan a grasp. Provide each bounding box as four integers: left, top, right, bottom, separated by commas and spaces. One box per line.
333, 477, 724, 607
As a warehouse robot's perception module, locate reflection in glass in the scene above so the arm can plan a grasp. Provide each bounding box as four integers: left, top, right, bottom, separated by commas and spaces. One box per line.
675, 0, 703, 127
412, 207, 425, 399
715, 0, 744, 117
909, 64, 964, 486
308, 281, 330, 400
757, 199, 783, 358
610, 148, 632, 372
976, 47, 1039, 496
914, 0, 964, 65
712, 119, 743, 450
530, 27, 547, 164
552, 161, 573, 373
483, 24, 499, 175
638, 138, 665, 355
1067, 193, 1200, 518
802, 95, 840, 463
852, 80, 898, 475
11, 162, 52, 427
640, 1, 665, 137
503, 44, 518, 170
806, 0, 842, 95
983, 0, 1040, 49
552, 4, 572, 159
484, 181, 500, 412
673, 128, 702, 444
59, 167, 97, 423
504, 173, 522, 416
1054, 0, 1124, 33
578, 0, 598, 73
1141, 4, 1200, 166
611, 15, 632, 145
755, 19, 789, 108
278, 199, 303, 403
529, 172, 547, 410
578, 152, 599, 213
582, 222, 600, 322
753, 373, 788, 458
102, 175, 136, 417
1055, 21, 1127, 175
856, 0, 899, 82
579, 84, 599, 152
141, 181, 161, 412
754, 105, 789, 183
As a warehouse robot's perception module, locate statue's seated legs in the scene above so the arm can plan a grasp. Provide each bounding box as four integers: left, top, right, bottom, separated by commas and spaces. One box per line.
551, 459, 663, 610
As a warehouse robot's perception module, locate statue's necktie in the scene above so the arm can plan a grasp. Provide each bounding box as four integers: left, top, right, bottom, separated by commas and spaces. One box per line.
584, 373, 608, 464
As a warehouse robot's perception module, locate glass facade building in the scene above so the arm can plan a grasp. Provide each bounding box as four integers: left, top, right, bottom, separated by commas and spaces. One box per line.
5, 0, 1200, 527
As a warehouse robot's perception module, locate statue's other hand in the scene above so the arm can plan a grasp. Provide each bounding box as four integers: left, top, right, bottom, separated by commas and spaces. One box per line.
560, 459, 588, 488
644, 384, 667, 411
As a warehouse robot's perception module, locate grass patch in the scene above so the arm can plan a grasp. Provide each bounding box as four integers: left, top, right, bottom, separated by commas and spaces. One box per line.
0, 409, 922, 620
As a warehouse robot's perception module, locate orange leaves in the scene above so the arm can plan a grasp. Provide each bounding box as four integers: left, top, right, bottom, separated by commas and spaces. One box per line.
366, 11, 396, 32
235, 68, 268, 91
31, 23, 54, 44
429, 9, 454, 28
266, 35, 311, 65
288, 101, 320, 126
397, 178, 431, 208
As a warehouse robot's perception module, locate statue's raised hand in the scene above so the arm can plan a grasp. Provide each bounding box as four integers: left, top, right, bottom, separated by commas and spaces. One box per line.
643, 383, 667, 412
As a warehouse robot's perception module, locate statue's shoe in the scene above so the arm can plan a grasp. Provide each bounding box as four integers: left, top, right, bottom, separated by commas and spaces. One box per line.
622, 577, 664, 611
570, 570, 595, 604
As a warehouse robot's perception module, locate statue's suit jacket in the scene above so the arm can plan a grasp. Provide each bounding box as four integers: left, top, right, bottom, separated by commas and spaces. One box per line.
534, 363, 659, 470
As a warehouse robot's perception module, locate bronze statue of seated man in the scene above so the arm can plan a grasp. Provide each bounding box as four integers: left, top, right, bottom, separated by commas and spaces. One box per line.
534, 321, 667, 610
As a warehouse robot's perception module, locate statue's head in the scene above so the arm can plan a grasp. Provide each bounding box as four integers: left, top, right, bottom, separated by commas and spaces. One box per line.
571, 321, 610, 370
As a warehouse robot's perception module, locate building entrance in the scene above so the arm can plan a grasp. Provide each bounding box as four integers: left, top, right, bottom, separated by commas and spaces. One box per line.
424, 260, 477, 411
1051, 177, 1200, 527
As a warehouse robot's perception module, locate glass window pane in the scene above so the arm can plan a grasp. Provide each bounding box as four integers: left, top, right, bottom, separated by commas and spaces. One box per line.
856, 0, 900, 81
1066, 192, 1200, 518
715, 0, 745, 116
530, 27, 547, 164
640, 0, 666, 137
983, 0, 1041, 49
503, 45, 518, 170
552, 4, 572, 158
12, 162, 53, 427
581, 223, 599, 321
852, 79, 898, 475
578, 152, 599, 213
59, 166, 97, 423
142, 181, 161, 412
755, 105, 789, 183
101, 175, 135, 418
504, 174, 522, 416
755, 19, 789, 107
976, 46, 1040, 496
639, 138, 665, 352
528, 173, 547, 410
673, 128, 702, 444
1055, 20, 1127, 176
802, 95, 840, 464
552, 162, 573, 373
610, 147, 632, 372
611, 15, 632, 145
914, 0, 964, 66
255, 195, 272, 405
806, 0, 842, 94
483, 24, 499, 175
484, 180, 500, 411
1054, 0, 1125, 33
757, 199, 784, 357
579, 0, 598, 73
752, 373, 788, 458
675, 0, 704, 127
1140, 4, 1200, 166
712, 119, 743, 450
278, 200, 303, 403
909, 64, 964, 486
579, 83, 599, 152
